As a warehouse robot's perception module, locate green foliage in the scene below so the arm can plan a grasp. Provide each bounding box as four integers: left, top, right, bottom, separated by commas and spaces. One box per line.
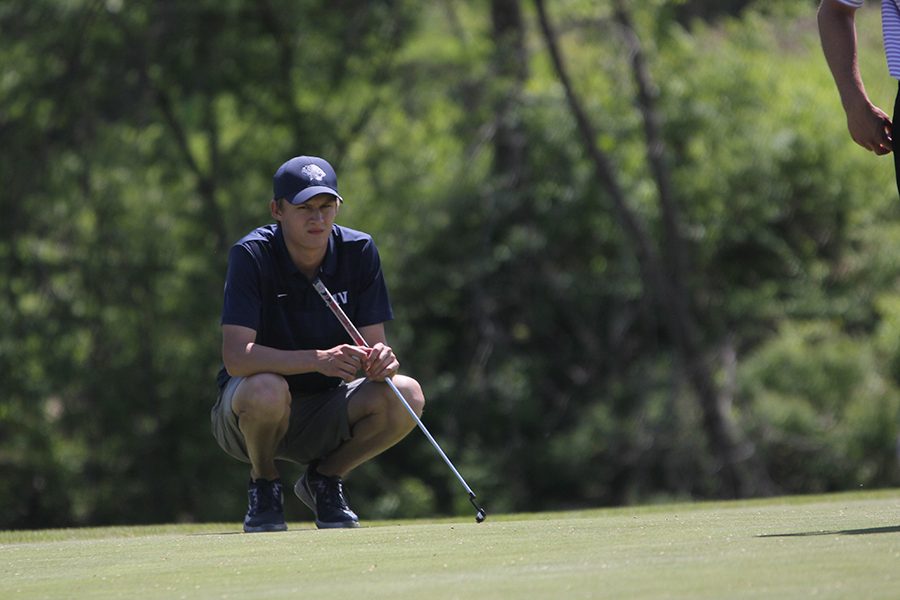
1, 1, 899, 529
739, 321, 900, 491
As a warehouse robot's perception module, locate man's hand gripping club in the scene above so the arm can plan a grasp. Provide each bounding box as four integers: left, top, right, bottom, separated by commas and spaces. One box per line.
319, 342, 400, 382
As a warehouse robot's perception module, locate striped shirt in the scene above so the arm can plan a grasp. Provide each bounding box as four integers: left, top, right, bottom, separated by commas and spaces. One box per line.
838, 0, 900, 78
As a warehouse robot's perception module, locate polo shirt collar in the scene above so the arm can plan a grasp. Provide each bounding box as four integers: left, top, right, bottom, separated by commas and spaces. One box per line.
273, 223, 338, 279
321, 227, 338, 276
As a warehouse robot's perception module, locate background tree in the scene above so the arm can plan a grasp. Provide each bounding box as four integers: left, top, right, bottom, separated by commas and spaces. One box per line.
1, 0, 897, 528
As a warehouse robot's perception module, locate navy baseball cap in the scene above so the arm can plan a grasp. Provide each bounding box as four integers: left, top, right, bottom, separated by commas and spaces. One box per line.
273, 156, 343, 205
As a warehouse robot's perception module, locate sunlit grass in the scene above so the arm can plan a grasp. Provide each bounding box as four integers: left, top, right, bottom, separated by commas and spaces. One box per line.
2, 489, 899, 599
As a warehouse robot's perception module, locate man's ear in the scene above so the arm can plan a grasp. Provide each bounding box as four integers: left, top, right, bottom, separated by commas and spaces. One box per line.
270, 198, 282, 221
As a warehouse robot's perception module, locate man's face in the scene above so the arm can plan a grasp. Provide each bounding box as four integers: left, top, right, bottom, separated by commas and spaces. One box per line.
272, 193, 339, 251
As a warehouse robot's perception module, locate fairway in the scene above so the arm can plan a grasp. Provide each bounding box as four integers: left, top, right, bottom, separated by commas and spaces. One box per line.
2, 490, 899, 599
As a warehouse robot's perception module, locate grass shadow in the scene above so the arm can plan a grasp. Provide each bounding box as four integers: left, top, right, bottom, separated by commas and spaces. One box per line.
758, 525, 900, 538
188, 524, 317, 536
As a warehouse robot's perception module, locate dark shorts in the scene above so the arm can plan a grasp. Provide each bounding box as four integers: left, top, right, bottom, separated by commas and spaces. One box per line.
211, 376, 368, 465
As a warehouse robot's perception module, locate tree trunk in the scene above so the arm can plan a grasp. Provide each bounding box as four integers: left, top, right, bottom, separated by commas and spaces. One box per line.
535, 0, 767, 497
491, 0, 528, 185
468, 0, 531, 388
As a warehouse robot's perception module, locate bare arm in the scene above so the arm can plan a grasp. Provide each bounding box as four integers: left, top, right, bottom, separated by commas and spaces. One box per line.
222, 324, 370, 382
358, 323, 387, 346
818, 0, 892, 154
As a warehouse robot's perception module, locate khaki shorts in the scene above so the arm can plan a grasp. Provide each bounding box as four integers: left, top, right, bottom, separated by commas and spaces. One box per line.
211, 376, 368, 465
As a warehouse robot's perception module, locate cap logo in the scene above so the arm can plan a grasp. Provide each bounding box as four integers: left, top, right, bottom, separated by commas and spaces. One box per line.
301, 164, 327, 182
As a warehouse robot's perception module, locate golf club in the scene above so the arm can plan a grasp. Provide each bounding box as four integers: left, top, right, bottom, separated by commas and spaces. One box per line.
312, 277, 487, 524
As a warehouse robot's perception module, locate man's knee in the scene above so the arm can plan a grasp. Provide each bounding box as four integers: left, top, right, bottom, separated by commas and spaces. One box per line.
347, 377, 425, 429
232, 373, 290, 421
389, 375, 425, 419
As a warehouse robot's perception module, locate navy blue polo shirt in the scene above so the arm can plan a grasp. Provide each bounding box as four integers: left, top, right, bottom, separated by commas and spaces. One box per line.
216, 223, 393, 394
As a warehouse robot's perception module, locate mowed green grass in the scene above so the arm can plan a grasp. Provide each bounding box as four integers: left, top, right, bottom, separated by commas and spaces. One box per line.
2, 489, 899, 599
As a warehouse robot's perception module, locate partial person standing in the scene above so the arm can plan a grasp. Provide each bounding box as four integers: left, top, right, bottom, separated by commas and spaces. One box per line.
818, 0, 899, 194
211, 155, 425, 532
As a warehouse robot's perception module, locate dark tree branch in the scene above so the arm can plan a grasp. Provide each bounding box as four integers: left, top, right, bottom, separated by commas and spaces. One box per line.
534, 0, 763, 497
255, 0, 309, 146
491, 0, 527, 187
612, 2, 771, 496
533, 0, 658, 274
108, 5, 230, 252
612, 1, 687, 298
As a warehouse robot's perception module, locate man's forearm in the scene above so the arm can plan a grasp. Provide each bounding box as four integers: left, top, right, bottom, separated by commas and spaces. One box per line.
818, 0, 869, 112
224, 342, 323, 378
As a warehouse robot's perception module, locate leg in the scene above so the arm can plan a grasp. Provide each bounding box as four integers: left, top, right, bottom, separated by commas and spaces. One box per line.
231, 373, 291, 481
317, 375, 425, 478
292, 376, 425, 528
893, 80, 900, 201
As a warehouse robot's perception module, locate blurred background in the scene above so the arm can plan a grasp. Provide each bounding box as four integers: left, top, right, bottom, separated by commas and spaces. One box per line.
2, 0, 899, 530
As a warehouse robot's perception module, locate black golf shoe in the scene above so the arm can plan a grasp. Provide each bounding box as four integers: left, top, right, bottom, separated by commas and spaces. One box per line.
243, 478, 288, 533
294, 464, 360, 529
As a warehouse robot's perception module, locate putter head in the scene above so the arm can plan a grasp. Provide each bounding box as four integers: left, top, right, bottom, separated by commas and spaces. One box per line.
469, 494, 486, 523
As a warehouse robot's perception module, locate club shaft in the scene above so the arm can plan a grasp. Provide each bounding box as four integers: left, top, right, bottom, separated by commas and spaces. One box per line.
384, 377, 476, 497
312, 278, 477, 499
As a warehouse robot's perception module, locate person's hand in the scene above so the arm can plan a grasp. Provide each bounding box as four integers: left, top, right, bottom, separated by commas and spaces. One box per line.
846, 101, 893, 155
318, 344, 370, 382
362, 342, 400, 382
